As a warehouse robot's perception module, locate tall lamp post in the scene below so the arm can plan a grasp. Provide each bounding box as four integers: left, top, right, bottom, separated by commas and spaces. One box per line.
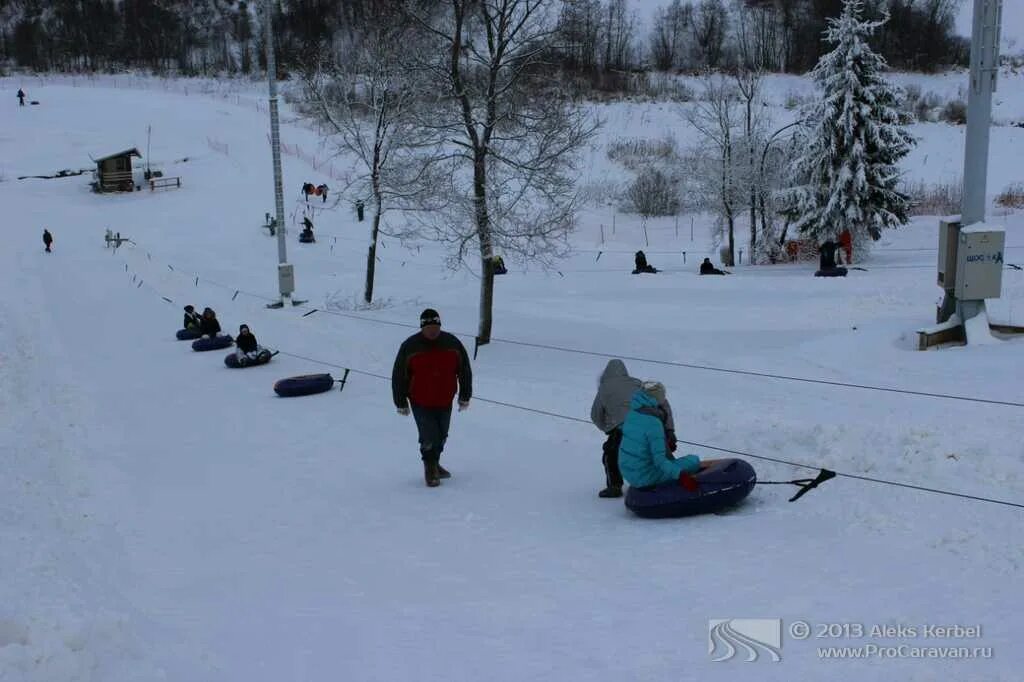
263, 0, 297, 307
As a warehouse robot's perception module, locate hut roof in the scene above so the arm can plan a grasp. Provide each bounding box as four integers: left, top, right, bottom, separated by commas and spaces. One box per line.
93, 148, 142, 163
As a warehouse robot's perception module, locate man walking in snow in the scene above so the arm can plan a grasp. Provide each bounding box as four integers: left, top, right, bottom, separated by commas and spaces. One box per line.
392, 309, 473, 487
590, 360, 677, 498
42, 229, 53, 252
17, 89, 26, 106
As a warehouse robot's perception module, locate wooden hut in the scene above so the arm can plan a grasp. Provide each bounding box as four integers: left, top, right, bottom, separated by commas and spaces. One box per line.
92, 148, 141, 192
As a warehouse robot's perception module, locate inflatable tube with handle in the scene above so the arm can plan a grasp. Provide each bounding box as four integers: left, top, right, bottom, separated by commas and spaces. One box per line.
625, 458, 757, 518
224, 350, 275, 368
273, 373, 334, 397
176, 328, 202, 340
191, 335, 234, 351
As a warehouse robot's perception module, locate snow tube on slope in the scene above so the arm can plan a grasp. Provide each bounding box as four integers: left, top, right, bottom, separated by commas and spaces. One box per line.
224, 350, 274, 368
625, 458, 757, 518
814, 267, 848, 277
273, 373, 334, 397
191, 335, 234, 351
176, 328, 201, 340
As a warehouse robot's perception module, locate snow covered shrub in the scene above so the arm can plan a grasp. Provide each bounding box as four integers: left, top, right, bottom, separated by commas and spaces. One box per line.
941, 99, 968, 125
913, 91, 943, 122
996, 183, 1024, 209
627, 168, 680, 216
904, 178, 962, 216
607, 135, 679, 170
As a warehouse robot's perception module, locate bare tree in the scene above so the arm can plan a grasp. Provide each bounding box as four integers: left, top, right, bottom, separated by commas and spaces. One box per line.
601, 0, 637, 71
733, 67, 766, 261
682, 75, 744, 265
692, 0, 728, 68
303, 19, 446, 304
408, 0, 598, 344
649, 0, 693, 71
557, 0, 603, 72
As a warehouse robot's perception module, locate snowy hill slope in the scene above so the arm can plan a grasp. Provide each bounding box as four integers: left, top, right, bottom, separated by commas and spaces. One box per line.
1, 75, 1023, 681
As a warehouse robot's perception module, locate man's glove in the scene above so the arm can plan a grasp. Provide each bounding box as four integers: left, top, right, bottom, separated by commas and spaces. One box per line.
679, 472, 699, 492
397, 406, 410, 416
458, 400, 470, 412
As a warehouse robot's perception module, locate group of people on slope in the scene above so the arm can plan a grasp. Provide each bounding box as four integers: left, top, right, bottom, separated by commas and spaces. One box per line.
632, 250, 729, 276
388, 308, 709, 493
183, 305, 267, 364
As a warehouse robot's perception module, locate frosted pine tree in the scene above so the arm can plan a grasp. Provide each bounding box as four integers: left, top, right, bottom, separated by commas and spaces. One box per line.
782, 0, 915, 250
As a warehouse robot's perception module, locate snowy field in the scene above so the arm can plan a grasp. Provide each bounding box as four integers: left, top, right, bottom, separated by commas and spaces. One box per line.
1, 73, 1023, 681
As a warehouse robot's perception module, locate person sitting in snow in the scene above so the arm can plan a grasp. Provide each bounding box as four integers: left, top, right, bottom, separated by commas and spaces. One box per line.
632, 250, 658, 274
618, 381, 714, 492
591, 361, 678, 498
300, 216, 316, 243
234, 324, 268, 365
492, 255, 507, 275
199, 307, 222, 338
699, 257, 727, 275
183, 305, 202, 331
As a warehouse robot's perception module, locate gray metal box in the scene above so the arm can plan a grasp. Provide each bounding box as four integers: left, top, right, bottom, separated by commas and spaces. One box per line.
937, 217, 960, 289
278, 263, 295, 296
955, 228, 1004, 300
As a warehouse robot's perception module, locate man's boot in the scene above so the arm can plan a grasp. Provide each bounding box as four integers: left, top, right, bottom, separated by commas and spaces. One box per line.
598, 486, 623, 498
424, 460, 441, 487
437, 464, 451, 479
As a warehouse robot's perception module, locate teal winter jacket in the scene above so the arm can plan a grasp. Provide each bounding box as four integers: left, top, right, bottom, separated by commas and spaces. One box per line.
618, 390, 700, 487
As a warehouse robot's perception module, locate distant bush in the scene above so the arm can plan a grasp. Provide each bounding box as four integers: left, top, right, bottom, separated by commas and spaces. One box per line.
607, 134, 679, 169
995, 182, 1024, 209
627, 167, 680, 216
940, 99, 968, 125
904, 178, 962, 216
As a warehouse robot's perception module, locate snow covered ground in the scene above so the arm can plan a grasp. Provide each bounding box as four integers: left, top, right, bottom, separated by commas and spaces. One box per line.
1, 73, 1022, 681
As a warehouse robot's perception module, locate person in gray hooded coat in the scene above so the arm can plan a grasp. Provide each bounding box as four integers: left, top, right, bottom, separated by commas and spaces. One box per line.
590, 359, 676, 498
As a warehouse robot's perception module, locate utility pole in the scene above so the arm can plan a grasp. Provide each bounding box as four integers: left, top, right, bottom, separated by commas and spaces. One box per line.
263, 0, 295, 307
939, 0, 1002, 323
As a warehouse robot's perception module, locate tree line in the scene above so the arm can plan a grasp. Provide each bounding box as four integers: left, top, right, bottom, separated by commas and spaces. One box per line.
0, 0, 965, 76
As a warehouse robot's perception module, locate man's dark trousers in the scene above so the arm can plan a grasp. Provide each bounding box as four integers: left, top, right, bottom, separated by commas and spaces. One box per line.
411, 405, 452, 462
602, 427, 624, 488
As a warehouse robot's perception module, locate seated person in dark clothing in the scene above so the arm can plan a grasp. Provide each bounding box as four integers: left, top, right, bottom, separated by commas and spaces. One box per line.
234, 324, 268, 364
183, 305, 202, 330
300, 216, 315, 242
632, 250, 658, 274
492, 255, 507, 275
699, 257, 727, 275
199, 307, 222, 338
816, 239, 848, 277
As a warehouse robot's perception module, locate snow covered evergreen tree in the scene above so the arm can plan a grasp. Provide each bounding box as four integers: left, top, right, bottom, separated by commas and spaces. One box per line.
781, 0, 915, 248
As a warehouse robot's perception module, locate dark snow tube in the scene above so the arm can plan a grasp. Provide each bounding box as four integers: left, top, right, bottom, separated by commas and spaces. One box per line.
176, 328, 202, 340
191, 335, 234, 351
625, 458, 757, 519
814, 267, 848, 277
273, 373, 334, 397
224, 350, 273, 368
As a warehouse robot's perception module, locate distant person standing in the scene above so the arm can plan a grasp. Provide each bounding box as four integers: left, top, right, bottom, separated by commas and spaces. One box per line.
42, 229, 53, 252
392, 308, 473, 487
317, 183, 328, 203
17, 89, 26, 106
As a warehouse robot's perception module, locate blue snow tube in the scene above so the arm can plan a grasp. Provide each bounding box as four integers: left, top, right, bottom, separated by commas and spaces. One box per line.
273, 373, 334, 397
176, 328, 201, 340
625, 458, 757, 518
191, 335, 234, 351
814, 267, 848, 277
224, 350, 274, 368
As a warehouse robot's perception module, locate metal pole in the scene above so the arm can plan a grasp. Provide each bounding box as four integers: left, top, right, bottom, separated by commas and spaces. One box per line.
944, 0, 1001, 323
264, 0, 291, 305
961, 0, 1001, 227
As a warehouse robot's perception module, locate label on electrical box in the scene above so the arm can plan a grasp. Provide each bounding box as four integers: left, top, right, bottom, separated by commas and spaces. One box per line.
955, 229, 1005, 300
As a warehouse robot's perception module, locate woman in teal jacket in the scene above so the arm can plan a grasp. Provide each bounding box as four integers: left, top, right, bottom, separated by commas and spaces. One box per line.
618, 382, 702, 488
